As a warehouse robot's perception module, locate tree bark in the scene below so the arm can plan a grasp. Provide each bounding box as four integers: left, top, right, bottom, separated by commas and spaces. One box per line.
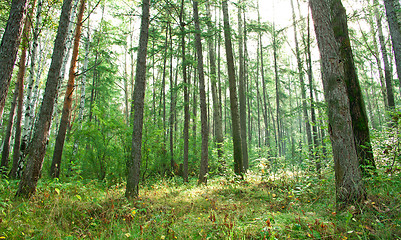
222, 0, 243, 176
0, 0, 29, 122
291, 0, 313, 158
376, 0, 395, 109
237, 0, 248, 170
16, 0, 74, 198
329, 0, 376, 175
50, 0, 86, 179
309, 0, 365, 208
1, 87, 18, 175
180, 0, 189, 182
125, 0, 150, 199
383, 0, 401, 94
193, 0, 209, 184
206, 1, 224, 159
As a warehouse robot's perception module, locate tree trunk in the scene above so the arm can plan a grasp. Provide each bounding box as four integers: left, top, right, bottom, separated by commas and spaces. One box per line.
50, 0, 86, 179
310, 0, 365, 208
237, 0, 248, 170
376, 0, 395, 109
206, 1, 224, 159
180, 0, 189, 182
329, 0, 376, 175
383, 0, 401, 94
193, 0, 209, 184
125, 0, 150, 199
291, 0, 313, 157
0, 0, 29, 122
1, 87, 18, 175
222, 0, 243, 176
21, 0, 43, 157
15, 0, 74, 198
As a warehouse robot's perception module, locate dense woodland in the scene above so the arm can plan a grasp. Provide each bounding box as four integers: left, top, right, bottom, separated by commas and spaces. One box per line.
0, 0, 401, 238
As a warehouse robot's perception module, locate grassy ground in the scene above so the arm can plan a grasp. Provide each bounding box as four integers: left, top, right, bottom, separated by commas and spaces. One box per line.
0, 169, 400, 239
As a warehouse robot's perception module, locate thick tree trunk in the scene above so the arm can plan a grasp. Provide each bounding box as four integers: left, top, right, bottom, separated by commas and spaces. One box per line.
193, 0, 209, 184
0, 0, 29, 122
237, 0, 248, 170
125, 0, 150, 199
222, 0, 243, 176
329, 0, 376, 175
51, 0, 86, 179
15, 0, 74, 198
310, 0, 365, 208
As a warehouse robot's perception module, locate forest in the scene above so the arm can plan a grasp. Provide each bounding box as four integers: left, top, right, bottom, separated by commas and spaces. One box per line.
0, 0, 401, 238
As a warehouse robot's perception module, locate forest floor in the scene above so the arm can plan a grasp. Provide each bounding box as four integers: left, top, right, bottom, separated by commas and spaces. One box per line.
0, 169, 400, 239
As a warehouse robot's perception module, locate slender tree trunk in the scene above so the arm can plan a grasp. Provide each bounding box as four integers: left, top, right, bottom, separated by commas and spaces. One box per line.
180, 0, 189, 182
168, 24, 176, 173
16, 0, 74, 198
237, 0, 248, 170
0, 0, 29, 122
1, 87, 18, 175
50, 0, 86, 179
376, 0, 395, 109
72, 18, 90, 157
329, 0, 375, 175
125, 0, 150, 199
21, 0, 43, 156
305, 12, 320, 170
193, 0, 209, 184
222, 0, 243, 176
383, 0, 401, 93
206, 1, 224, 159
291, 0, 313, 157
309, 0, 365, 208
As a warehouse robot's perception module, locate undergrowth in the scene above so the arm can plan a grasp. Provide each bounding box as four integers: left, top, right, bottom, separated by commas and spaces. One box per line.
0, 169, 400, 239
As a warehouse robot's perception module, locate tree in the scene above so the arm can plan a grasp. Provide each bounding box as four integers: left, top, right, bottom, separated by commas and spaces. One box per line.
329, 0, 375, 175
193, 0, 209, 184
180, 0, 189, 182
222, 0, 243, 176
376, 0, 395, 109
309, 0, 365, 208
0, 0, 28, 122
206, 0, 224, 159
16, 0, 74, 198
237, 0, 249, 170
291, 0, 313, 158
383, 0, 401, 92
50, 0, 86, 178
125, 0, 150, 199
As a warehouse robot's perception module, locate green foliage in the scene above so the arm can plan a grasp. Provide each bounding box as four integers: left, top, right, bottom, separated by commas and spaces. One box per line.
1, 169, 400, 239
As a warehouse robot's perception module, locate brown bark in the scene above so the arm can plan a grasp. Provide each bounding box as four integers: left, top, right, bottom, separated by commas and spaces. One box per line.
206, 1, 224, 159
238, 0, 248, 170
193, 0, 209, 184
16, 0, 74, 198
50, 0, 86, 179
222, 0, 243, 176
180, 0, 189, 182
125, 0, 150, 199
0, 0, 29, 122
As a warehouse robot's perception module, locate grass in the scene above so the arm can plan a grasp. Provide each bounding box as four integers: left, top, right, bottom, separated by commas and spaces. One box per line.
0, 169, 400, 239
